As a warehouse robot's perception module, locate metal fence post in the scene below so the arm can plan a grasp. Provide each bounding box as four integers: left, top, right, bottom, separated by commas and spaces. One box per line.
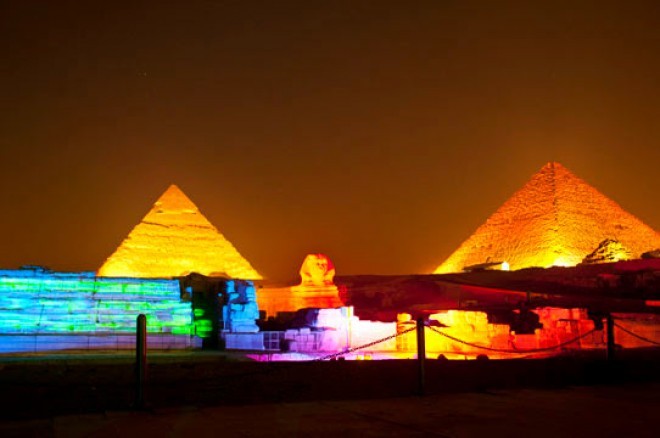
135, 313, 147, 409
416, 315, 426, 396
606, 313, 615, 361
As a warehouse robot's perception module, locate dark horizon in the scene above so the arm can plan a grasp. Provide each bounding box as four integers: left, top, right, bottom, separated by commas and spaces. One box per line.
1, 1, 659, 280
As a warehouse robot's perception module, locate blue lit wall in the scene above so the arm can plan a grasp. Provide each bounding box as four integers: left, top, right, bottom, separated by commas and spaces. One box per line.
0, 267, 196, 353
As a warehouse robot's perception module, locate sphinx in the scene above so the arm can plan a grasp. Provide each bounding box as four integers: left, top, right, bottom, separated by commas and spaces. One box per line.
298, 253, 336, 287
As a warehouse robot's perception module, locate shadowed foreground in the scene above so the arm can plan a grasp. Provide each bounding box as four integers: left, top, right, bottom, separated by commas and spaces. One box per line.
0, 383, 657, 437
0, 349, 658, 436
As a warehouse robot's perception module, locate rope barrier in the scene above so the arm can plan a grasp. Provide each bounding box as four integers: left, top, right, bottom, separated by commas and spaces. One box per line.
182, 319, 658, 391
427, 325, 596, 354
209, 327, 418, 387
314, 326, 417, 361
613, 322, 660, 347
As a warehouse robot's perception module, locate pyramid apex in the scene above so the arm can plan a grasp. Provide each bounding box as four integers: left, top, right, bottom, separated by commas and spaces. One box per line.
161, 183, 186, 197
536, 162, 576, 180
154, 184, 198, 212
540, 161, 567, 171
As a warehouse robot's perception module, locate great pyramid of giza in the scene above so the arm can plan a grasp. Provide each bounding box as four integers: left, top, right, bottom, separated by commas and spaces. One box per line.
97, 185, 262, 279
434, 162, 660, 273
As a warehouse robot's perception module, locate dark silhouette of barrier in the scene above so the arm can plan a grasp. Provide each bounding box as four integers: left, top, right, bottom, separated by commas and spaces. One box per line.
135, 314, 147, 409
416, 315, 426, 396
606, 314, 616, 361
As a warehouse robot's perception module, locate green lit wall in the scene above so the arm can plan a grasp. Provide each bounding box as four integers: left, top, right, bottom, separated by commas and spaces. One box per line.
0, 268, 194, 337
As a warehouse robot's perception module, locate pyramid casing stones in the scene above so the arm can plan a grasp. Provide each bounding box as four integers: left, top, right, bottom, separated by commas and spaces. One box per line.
434, 162, 660, 273
98, 185, 262, 279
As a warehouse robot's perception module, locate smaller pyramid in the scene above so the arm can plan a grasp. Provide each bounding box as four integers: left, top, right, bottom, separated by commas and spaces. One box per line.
434, 162, 660, 273
98, 185, 262, 279
582, 239, 632, 265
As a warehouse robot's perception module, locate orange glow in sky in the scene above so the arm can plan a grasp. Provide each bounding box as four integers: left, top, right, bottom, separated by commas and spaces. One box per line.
1, 3, 659, 280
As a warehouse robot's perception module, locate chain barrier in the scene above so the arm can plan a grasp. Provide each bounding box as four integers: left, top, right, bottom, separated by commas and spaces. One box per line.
219, 323, 601, 392
313, 326, 417, 361
185, 317, 660, 395
613, 322, 660, 347
427, 325, 596, 354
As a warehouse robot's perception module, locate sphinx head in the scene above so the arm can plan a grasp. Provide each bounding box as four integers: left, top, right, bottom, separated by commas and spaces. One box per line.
299, 254, 335, 287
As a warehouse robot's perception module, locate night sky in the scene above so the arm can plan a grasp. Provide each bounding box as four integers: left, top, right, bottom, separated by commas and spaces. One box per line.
1, 1, 659, 281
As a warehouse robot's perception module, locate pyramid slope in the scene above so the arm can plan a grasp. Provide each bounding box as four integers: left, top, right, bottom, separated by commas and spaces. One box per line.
435, 162, 660, 273
98, 185, 262, 279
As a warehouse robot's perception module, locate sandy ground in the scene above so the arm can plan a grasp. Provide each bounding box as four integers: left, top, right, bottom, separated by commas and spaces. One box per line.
0, 350, 658, 436
0, 382, 657, 437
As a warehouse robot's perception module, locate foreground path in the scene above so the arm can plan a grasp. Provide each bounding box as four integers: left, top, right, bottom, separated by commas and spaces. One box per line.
1, 382, 657, 437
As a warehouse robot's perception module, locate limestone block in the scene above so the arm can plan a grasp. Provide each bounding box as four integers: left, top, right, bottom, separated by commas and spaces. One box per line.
225, 333, 264, 350
319, 331, 342, 351
316, 308, 344, 329
232, 323, 259, 333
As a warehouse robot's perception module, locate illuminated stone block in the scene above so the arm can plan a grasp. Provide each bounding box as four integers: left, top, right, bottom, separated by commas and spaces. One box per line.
98, 184, 261, 279
435, 162, 660, 273
0, 267, 196, 353
224, 333, 264, 350
316, 308, 346, 329
582, 239, 632, 264
350, 319, 397, 351
223, 280, 260, 333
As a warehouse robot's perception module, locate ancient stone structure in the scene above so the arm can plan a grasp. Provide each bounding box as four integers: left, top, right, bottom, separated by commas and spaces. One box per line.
298, 253, 336, 287
642, 249, 660, 259
257, 254, 345, 318
0, 267, 198, 353
582, 239, 632, 264
98, 184, 261, 279
435, 162, 660, 273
